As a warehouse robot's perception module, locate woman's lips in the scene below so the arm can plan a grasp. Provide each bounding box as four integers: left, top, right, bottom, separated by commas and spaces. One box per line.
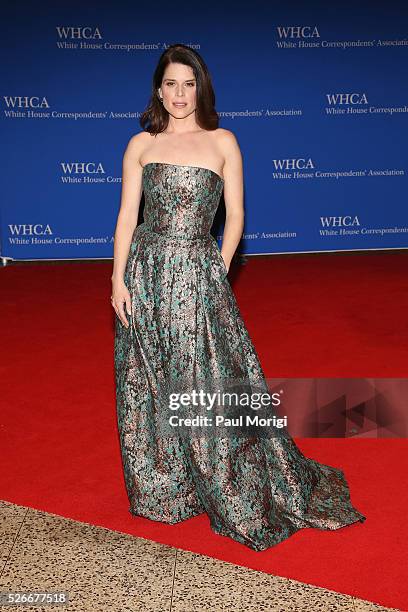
173, 103, 187, 107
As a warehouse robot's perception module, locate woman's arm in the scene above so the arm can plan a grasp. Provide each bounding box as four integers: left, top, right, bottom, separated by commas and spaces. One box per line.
111, 133, 144, 282
218, 130, 244, 272
111, 133, 144, 326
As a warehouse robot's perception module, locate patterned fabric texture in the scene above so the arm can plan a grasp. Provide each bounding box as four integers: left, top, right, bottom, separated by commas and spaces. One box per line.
114, 162, 366, 551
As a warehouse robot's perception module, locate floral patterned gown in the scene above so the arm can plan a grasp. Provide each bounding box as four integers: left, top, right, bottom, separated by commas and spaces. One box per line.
114, 161, 366, 552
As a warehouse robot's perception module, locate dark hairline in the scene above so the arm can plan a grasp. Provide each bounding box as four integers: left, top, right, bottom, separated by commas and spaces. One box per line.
162, 78, 196, 82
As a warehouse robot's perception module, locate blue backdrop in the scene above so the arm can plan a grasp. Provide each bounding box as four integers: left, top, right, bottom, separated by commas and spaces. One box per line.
1, 0, 407, 261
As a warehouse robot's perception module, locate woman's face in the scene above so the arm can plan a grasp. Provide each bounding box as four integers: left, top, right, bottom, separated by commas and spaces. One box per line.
158, 62, 197, 119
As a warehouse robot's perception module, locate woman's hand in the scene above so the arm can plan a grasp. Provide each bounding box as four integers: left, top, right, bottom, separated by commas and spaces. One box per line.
111, 279, 131, 328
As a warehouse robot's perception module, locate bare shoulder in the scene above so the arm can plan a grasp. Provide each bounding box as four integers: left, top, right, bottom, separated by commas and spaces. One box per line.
214, 127, 237, 138
213, 128, 242, 171
214, 128, 240, 158
124, 131, 150, 165
214, 127, 239, 144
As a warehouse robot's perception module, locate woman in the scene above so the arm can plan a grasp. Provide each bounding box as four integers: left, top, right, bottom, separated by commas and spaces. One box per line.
111, 43, 366, 551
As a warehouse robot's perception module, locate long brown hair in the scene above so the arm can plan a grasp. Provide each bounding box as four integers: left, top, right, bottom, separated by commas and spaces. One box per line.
140, 44, 219, 135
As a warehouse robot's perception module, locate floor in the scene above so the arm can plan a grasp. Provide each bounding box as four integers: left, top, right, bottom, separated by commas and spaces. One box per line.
0, 500, 397, 612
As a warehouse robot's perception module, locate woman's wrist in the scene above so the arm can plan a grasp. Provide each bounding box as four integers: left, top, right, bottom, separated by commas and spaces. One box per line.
111, 273, 124, 284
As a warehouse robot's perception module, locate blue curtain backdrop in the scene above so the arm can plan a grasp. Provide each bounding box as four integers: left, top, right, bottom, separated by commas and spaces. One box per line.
1, 0, 407, 261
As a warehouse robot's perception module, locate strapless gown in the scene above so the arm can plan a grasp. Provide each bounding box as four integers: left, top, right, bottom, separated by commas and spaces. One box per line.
114, 161, 366, 551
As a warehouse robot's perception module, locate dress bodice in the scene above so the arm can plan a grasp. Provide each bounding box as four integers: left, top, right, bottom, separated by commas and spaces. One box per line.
142, 162, 224, 239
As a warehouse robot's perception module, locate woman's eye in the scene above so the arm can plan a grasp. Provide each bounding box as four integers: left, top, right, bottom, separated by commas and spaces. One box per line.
165, 82, 195, 87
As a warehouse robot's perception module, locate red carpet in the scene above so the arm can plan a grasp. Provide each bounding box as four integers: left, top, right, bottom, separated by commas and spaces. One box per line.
1, 251, 407, 610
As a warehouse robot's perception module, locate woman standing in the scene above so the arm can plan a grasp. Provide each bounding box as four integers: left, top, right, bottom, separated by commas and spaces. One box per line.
111, 43, 366, 551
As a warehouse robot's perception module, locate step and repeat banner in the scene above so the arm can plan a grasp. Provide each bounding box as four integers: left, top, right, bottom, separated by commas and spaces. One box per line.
1, 1, 407, 261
